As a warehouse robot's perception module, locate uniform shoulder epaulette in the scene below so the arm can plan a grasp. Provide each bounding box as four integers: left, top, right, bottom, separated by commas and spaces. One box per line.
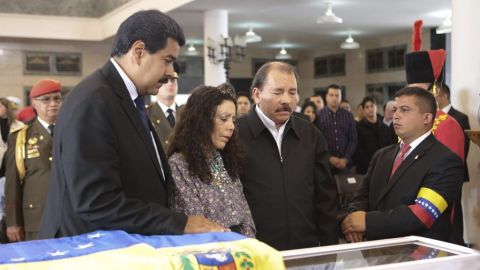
10, 124, 28, 134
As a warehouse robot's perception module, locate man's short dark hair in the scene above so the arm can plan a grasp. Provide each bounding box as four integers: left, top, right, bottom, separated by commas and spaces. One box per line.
437, 83, 451, 101
361, 96, 376, 108
111, 10, 185, 57
237, 91, 252, 102
326, 84, 341, 95
394, 87, 437, 119
250, 61, 298, 94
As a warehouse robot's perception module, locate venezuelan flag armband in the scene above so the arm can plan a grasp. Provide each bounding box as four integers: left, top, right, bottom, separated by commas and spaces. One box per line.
408, 187, 448, 228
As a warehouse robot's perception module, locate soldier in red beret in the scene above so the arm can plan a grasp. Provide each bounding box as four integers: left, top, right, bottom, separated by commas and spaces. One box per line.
4, 79, 63, 241
404, 20, 466, 246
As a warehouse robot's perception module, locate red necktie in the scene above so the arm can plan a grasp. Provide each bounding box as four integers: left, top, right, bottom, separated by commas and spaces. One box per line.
390, 143, 411, 177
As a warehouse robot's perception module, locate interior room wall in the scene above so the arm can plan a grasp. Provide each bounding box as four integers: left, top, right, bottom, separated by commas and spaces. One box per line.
0, 38, 111, 106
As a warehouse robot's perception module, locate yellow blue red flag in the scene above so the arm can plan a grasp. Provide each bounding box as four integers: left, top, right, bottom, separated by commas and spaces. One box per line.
0, 230, 284, 270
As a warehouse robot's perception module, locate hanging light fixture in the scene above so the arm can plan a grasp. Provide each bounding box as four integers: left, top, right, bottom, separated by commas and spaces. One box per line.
275, 47, 291, 60
340, 34, 359, 49
243, 26, 262, 43
187, 44, 196, 52
436, 15, 452, 34
317, 2, 343, 24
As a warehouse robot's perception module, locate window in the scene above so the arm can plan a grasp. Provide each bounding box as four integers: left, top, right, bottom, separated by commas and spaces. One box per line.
23, 51, 82, 75
367, 50, 384, 72
366, 82, 405, 108
314, 54, 346, 78
387, 46, 406, 69
366, 45, 406, 72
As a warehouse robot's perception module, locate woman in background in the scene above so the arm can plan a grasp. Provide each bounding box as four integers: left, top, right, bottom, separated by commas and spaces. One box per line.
0, 97, 24, 243
167, 85, 255, 237
0, 97, 24, 177
301, 101, 317, 123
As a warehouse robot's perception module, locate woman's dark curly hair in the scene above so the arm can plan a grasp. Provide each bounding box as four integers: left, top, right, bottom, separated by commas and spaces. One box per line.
167, 85, 245, 183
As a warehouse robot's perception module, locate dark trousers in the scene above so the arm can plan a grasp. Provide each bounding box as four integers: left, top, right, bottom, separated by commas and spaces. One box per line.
0, 218, 6, 243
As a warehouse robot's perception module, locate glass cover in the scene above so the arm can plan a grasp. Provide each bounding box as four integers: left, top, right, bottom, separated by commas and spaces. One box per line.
285, 243, 456, 269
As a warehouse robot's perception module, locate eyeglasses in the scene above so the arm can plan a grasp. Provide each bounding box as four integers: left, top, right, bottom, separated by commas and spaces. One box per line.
34, 95, 63, 104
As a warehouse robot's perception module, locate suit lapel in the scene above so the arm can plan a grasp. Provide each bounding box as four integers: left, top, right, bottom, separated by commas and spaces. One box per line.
101, 62, 165, 182
149, 103, 172, 134
375, 135, 435, 206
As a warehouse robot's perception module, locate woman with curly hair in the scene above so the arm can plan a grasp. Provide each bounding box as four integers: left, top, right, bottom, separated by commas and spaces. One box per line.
167, 85, 255, 237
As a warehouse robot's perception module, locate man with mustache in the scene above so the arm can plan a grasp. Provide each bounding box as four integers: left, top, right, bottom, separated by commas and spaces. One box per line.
39, 10, 226, 239
342, 87, 463, 243
237, 61, 338, 250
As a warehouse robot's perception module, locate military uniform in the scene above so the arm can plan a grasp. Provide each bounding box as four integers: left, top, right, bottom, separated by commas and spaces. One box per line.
5, 118, 53, 240
147, 103, 181, 150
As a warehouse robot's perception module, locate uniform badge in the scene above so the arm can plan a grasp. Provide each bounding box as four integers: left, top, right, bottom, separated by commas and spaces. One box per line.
28, 137, 38, 145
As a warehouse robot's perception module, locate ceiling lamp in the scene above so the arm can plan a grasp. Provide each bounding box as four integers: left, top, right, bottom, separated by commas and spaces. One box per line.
436, 15, 452, 34
340, 34, 359, 49
317, 3, 343, 24
243, 27, 262, 43
275, 47, 291, 60
187, 44, 196, 52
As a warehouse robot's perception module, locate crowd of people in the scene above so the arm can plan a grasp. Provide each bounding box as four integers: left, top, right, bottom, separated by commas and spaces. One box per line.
0, 10, 472, 252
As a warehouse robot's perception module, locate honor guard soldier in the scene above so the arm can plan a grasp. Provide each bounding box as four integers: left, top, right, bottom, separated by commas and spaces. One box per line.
405, 20, 466, 245
148, 62, 181, 150
4, 79, 63, 241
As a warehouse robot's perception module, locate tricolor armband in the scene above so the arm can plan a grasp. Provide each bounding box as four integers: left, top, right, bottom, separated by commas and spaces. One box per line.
408, 187, 448, 228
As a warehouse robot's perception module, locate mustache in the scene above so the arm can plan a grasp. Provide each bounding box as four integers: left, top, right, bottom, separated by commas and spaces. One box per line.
275, 104, 293, 113
158, 76, 169, 84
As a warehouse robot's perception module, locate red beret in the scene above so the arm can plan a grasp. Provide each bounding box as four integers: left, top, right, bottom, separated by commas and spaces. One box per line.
17, 106, 37, 123
29, 79, 62, 99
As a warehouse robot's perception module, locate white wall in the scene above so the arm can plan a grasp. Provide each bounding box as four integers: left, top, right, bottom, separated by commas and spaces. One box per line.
451, 0, 480, 245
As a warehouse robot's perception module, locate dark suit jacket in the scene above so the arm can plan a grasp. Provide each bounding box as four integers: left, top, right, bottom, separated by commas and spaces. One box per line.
39, 61, 187, 238
447, 106, 470, 180
354, 118, 389, 174
5, 119, 53, 240
147, 102, 180, 150
348, 134, 464, 242
237, 109, 338, 250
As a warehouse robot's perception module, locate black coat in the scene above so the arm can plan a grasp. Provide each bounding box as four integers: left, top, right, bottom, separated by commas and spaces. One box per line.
39, 61, 187, 238
237, 110, 338, 250
447, 106, 470, 180
348, 134, 464, 242
354, 118, 390, 174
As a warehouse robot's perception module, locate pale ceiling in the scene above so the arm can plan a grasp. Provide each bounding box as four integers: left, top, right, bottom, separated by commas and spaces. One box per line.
0, 0, 452, 48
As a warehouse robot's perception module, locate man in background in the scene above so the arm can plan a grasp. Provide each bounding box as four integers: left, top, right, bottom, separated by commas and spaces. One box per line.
148, 63, 181, 150
236, 91, 252, 118
354, 96, 389, 174
435, 83, 470, 178
315, 84, 357, 174
383, 100, 397, 145
340, 99, 351, 112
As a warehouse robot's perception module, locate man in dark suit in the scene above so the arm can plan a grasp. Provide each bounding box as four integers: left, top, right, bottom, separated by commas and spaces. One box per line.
147, 64, 180, 150
39, 10, 226, 239
237, 61, 338, 251
342, 87, 464, 243
435, 83, 470, 175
